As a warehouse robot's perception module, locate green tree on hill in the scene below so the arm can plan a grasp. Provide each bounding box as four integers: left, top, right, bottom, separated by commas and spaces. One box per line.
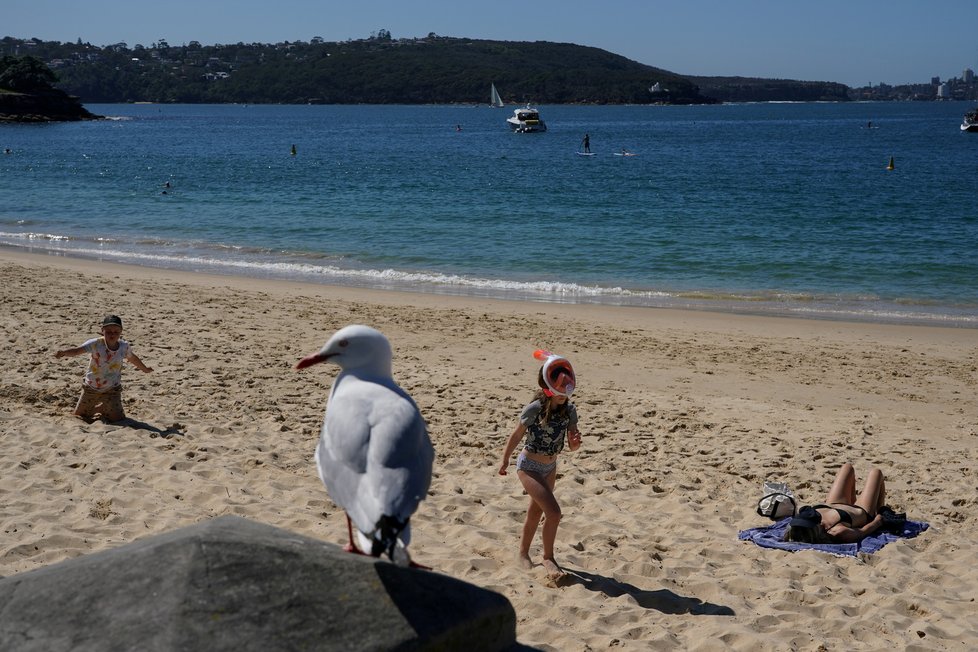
0, 55, 58, 92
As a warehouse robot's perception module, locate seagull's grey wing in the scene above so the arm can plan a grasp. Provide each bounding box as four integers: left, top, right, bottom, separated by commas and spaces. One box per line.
365, 396, 433, 521
351, 383, 432, 532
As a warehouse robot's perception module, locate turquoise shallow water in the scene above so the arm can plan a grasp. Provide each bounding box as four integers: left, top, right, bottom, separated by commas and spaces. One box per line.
1, 102, 976, 325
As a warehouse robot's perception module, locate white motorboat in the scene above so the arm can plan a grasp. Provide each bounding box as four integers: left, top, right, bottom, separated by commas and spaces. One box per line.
507, 103, 547, 133
961, 108, 978, 133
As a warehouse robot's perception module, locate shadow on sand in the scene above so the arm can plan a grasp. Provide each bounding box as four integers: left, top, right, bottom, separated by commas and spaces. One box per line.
561, 568, 735, 616
108, 417, 185, 438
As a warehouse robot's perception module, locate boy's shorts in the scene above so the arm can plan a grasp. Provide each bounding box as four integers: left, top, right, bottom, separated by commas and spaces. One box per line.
74, 384, 125, 421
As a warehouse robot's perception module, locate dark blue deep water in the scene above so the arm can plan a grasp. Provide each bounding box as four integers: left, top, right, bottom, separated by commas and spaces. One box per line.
2, 102, 977, 325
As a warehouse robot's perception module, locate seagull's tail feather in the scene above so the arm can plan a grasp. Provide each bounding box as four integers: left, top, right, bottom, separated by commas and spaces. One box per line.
372, 515, 409, 563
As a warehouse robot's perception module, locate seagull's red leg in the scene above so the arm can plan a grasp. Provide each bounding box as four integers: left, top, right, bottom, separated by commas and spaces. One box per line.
343, 513, 365, 555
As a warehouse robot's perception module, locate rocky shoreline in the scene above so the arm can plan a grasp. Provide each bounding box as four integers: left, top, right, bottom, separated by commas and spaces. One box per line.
0, 89, 102, 122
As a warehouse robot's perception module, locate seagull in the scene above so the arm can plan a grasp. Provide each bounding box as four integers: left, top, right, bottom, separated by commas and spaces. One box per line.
296, 325, 434, 567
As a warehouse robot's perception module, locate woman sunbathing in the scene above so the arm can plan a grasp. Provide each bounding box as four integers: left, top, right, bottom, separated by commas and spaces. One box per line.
785, 462, 890, 544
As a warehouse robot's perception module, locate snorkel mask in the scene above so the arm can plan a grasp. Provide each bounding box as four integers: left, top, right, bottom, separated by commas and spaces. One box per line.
533, 349, 576, 397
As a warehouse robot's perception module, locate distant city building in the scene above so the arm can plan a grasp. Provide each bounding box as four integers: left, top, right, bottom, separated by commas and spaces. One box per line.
964, 69, 975, 83
937, 82, 951, 99
931, 76, 941, 85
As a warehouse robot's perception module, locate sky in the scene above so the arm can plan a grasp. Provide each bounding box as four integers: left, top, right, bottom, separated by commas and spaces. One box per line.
5, 0, 977, 88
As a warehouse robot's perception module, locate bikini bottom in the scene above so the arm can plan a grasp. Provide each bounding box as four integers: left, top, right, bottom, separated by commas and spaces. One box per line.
516, 451, 557, 476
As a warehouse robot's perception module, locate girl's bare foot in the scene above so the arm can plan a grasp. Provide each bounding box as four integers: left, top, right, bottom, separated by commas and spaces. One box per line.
518, 551, 534, 570
542, 557, 566, 579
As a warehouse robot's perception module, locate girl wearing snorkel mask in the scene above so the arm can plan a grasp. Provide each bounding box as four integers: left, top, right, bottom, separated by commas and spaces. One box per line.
499, 350, 583, 580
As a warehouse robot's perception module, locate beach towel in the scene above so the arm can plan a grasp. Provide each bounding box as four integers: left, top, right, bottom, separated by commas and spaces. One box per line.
738, 517, 929, 557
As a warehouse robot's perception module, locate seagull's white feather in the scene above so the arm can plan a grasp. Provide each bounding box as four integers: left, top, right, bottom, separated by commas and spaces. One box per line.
305, 325, 433, 564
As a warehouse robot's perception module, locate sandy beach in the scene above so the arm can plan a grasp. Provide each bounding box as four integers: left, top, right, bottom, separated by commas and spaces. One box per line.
1, 247, 976, 650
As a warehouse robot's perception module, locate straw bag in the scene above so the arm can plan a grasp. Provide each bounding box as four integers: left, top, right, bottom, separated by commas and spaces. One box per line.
756, 481, 796, 520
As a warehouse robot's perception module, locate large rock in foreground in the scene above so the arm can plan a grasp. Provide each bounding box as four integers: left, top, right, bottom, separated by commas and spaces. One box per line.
0, 516, 520, 651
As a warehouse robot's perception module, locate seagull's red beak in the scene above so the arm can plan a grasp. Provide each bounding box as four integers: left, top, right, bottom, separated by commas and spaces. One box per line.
296, 352, 332, 370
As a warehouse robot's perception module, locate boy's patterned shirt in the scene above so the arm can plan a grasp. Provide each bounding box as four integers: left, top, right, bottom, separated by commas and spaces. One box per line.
81, 337, 130, 390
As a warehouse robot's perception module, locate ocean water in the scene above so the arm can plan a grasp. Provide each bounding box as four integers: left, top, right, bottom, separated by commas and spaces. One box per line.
1, 101, 977, 326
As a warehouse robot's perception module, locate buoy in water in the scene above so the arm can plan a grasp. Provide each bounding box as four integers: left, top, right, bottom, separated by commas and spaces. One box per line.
886, 156, 894, 170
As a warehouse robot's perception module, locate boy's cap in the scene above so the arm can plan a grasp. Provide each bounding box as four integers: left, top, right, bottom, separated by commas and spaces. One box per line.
102, 315, 123, 328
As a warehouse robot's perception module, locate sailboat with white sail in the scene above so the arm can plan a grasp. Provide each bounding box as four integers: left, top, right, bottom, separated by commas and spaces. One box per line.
490, 83, 504, 108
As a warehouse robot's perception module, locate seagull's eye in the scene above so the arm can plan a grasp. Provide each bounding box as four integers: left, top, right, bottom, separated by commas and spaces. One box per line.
338, 339, 349, 348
